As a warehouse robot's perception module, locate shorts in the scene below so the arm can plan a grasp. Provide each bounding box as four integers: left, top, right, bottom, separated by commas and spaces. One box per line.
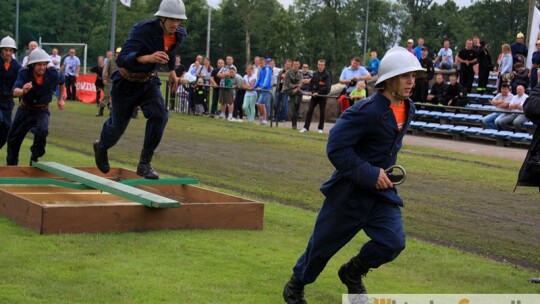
257, 91, 271, 105
219, 89, 234, 105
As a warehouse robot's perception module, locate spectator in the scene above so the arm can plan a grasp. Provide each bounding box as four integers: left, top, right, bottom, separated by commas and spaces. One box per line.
531, 40, 540, 88
445, 74, 467, 107
511, 32, 528, 67
366, 51, 380, 76
269, 59, 280, 119
253, 56, 261, 76
472, 36, 481, 76
192, 78, 207, 115
100, 47, 121, 117
413, 46, 434, 103
275, 59, 292, 122
21, 41, 38, 68
456, 39, 478, 93
300, 63, 312, 92
348, 81, 366, 104
498, 84, 528, 132
242, 64, 257, 123
9, 48, 66, 165
218, 65, 235, 121
434, 39, 453, 70
300, 59, 331, 133
497, 44, 513, 93
476, 41, 493, 95
0, 36, 22, 150
49, 48, 61, 70
60, 48, 81, 101
511, 62, 529, 94
427, 73, 448, 105
339, 56, 371, 95
90, 56, 105, 105
406, 39, 415, 55
282, 58, 303, 130
209, 58, 224, 116
196, 57, 212, 85
481, 83, 513, 130
187, 54, 203, 77
231, 66, 245, 122
414, 37, 425, 60
253, 58, 273, 125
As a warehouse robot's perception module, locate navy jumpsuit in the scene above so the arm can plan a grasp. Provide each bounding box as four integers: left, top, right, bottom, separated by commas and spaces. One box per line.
98, 19, 187, 153
0, 57, 21, 149
292, 91, 415, 284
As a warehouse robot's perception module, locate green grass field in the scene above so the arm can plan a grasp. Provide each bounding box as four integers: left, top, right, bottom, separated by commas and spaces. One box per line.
0, 101, 538, 303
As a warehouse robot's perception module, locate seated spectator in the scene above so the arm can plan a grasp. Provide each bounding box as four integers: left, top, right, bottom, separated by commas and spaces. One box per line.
481, 83, 513, 130
511, 62, 529, 93
445, 74, 468, 107
510, 32, 528, 68
366, 51, 380, 76
434, 39, 453, 70
497, 84, 529, 132
348, 81, 366, 104
427, 73, 448, 105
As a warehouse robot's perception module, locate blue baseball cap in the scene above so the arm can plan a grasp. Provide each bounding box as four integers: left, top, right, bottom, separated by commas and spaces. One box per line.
266, 57, 272, 63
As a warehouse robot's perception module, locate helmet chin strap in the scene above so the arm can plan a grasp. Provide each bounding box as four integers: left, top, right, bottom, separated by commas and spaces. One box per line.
392, 91, 408, 101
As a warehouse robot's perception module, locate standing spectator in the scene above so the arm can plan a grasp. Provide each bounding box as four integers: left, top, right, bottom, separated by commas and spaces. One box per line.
231, 67, 245, 122
253, 58, 273, 125
282, 59, 302, 130
217, 55, 236, 117
188, 54, 203, 78
456, 39, 478, 93
366, 51, 380, 76
276, 59, 292, 122
511, 32, 528, 67
445, 74, 467, 107
413, 47, 434, 103
61, 48, 81, 101
196, 57, 212, 84
269, 59, 280, 119
339, 56, 371, 95
100, 47, 121, 117
8, 48, 66, 165
406, 39, 415, 55
497, 44, 513, 93
210, 58, 224, 116
90, 56, 105, 105
427, 73, 448, 105
93, 0, 188, 179
531, 41, 540, 89
300, 59, 331, 133
104, 50, 113, 66
481, 83, 513, 130
414, 37, 425, 60
498, 85, 528, 132
0, 36, 22, 150
472, 36, 481, 76
283, 47, 423, 303
434, 39, 453, 70
242, 64, 257, 123
192, 78, 207, 115
49, 48, 61, 70
300, 63, 312, 93
21, 41, 38, 68
253, 56, 261, 76
476, 41, 493, 95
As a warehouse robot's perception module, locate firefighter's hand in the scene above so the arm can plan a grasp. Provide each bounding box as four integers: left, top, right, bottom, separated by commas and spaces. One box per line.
138, 51, 169, 64
22, 82, 32, 94
57, 98, 66, 110
375, 168, 393, 190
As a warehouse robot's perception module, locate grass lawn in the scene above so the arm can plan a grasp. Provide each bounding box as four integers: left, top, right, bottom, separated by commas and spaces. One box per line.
0, 100, 538, 303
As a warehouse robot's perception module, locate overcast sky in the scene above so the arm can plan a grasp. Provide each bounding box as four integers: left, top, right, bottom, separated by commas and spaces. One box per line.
207, 0, 473, 9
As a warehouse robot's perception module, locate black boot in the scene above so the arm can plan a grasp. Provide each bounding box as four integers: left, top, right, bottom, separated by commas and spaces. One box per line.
282, 275, 307, 304
93, 140, 110, 173
96, 106, 104, 116
29, 154, 38, 166
338, 255, 369, 295
136, 149, 159, 179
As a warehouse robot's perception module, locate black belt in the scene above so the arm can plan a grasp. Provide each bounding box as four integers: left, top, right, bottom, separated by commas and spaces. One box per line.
20, 101, 48, 111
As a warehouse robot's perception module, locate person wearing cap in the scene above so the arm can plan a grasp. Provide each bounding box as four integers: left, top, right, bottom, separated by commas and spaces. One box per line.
93, 0, 188, 180
406, 38, 415, 55
7, 48, 65, 165
283, 46, 423, 303
511, 32, 528, 67
0, 36, 22, 151
99, 47, 121, 117
413, 46, 434, 103
456, 39, 478, 93
434, 39, 453, 70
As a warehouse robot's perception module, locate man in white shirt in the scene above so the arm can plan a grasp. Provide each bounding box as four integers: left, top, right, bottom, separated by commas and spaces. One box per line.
21, 41, 38, 67
49, 48, 61, 70
497, 84, 529, 132
481, 83, 513, 130
434, 39, 453, 70
60, 48, 81, 101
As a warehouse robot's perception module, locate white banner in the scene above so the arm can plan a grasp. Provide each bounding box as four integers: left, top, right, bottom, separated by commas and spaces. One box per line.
526, 7, 540, 68
119, 0, 131, 7
343, 294, 540, 304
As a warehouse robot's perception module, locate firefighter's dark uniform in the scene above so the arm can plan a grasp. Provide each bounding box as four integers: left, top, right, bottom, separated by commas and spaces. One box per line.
292, 91, 414, 284
97, 19, 187, 154
0, 57, 21, 149
7, 67, 64, 165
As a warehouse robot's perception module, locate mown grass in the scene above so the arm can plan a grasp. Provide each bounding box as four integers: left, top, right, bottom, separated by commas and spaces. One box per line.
0, 100, 538, 303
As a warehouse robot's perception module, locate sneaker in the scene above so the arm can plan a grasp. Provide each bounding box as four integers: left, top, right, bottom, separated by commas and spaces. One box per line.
299, 128, 308, 133
219, 113, 226, 119
260, 120, 268, 125
236, 118, 243, 123
318, 129, 324, 134
227, 116, 234, 121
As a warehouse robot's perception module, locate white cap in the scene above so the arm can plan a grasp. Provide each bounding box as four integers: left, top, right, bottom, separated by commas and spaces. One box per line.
407, 39, 414, 43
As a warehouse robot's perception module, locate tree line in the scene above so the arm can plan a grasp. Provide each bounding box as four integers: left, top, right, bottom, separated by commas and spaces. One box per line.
0, 0, 533, 78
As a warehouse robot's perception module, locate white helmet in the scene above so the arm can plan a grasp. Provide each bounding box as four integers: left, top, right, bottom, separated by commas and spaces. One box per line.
27, 48, 51, 65
0, 36, 17, 50
375, 46, 424, 89
155, 0, 187, 20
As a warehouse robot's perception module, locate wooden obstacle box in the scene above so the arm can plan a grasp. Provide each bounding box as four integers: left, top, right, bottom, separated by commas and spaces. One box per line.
0, 162, 264, 234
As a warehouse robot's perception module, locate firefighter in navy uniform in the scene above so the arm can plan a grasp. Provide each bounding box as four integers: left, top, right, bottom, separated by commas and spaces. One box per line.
413, 46, 434, 103
8, 48, 66, 165
0, 36, 22, 150
283, 47, 423, 304
93, 0, 187, 179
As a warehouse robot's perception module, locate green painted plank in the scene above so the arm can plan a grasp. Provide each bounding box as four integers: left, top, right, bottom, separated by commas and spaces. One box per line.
121, 177, 198, 187
0, 178, 92, 190
32, 162, 180, 208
